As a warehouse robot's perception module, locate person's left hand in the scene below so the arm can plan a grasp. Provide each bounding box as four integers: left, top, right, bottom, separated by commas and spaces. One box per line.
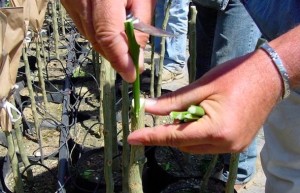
127, 50, 282, 154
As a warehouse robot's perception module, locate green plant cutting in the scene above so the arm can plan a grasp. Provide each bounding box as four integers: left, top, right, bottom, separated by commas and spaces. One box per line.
124, 21, 140, 117
170, 105, 205, 122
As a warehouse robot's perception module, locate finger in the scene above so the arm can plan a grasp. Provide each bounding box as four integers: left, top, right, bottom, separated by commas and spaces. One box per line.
129, 0, 155, 48
127, 117, 215, 147
61, 1, 86, 37
78, 0, 96, 44
179, 141, 250, 154
91, 0, 136, 83
179, 144, 233, 155
144, 80, 211, 115
178, 144, 221, 155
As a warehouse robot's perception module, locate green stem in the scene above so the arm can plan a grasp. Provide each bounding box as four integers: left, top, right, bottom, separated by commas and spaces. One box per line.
188, 5, 197, 83
36, 34, 49, 110
122, 80, 130, 193
125, 18, 145, 193
102, 58, 115, 193
199, 155, 219, 193
225, 153, 240, 193
98, 53, 104, 136
156, 0, 172, 98
128, 99, 145, 193
5, 130, 24, 193
51, 0, 59, 59
124, 21, 140, 116
150, 37, 156, 98
11, 100, 33, 181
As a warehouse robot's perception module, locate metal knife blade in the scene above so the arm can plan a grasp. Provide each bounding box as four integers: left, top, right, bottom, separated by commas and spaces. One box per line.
126, 12, 175, 37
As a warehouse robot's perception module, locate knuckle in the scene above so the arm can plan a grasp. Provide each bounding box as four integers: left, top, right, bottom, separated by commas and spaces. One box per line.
95, 32, 119, 49
229, 143, 246, 153
212, 126, 246, 152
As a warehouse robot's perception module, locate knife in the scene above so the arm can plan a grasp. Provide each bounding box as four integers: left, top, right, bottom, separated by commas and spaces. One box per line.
126, 12, 175, 37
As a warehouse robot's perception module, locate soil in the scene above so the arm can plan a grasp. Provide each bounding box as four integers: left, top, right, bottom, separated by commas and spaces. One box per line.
154, 147, 219, 178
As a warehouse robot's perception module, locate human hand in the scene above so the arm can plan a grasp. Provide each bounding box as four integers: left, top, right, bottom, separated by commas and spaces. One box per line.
128, 50, 283, 154
61, 0, 155, 82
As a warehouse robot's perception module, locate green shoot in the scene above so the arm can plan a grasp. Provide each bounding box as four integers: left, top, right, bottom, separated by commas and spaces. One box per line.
124, 21, 140, 116
170, 105, 205, 122
187, 105, 205, 116
169, 111, 189, 120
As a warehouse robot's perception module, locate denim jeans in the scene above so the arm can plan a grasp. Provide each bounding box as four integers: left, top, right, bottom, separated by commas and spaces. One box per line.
194, 0, 261, 184
154, 0, 190, 74
0, 0, 6, 7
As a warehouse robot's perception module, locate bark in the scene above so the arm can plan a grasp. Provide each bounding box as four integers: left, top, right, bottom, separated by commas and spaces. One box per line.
121, 80, 130, 193
225, 153, 240, 193
199, 155, 219, 193
128, 99, 145, 193
5, 130, 24, 193
11, 100, 33, 181
102, 58, 114, 193
51, 0, 59, 59
36, 35, 49, 110
23, 47, 44, 163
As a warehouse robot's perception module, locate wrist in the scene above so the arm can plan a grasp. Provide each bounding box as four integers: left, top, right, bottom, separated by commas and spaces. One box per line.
260, 42, 290, 99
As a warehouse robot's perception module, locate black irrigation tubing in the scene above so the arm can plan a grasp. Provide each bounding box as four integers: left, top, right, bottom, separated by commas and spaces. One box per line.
81, 122, 102, 151
78, 52, 93, 65
73, 83, 97, 104
32, 145, 58, 157
18, 100, 31, 112
28, 123, 73, 163
86, 72, 100, 90
18, 29, 103, 192
31, 84, 63, 96
20, 162, 73, 193
45, 58, 68, 80
57, 66, 73, 193
21, 162, 57, 181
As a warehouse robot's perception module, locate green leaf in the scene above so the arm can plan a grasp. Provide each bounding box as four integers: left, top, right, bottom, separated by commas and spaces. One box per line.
72, 66, 87, 77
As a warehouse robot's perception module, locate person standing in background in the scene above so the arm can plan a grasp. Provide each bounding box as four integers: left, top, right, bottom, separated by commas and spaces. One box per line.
153, 0, 190, 83
0, 0, 7, 7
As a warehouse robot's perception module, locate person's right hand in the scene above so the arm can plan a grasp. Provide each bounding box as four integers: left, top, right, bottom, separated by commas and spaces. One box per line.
61, 0, 155, 82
